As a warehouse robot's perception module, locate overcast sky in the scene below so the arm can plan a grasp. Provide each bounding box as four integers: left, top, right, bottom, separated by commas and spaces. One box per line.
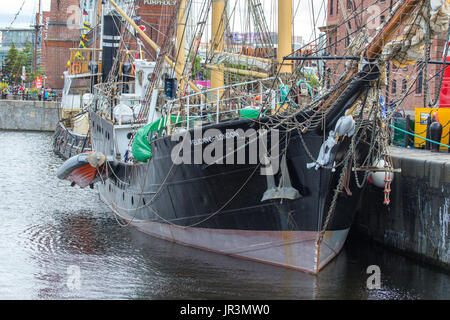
0, 0, 50, 28
0, 0, 325, 42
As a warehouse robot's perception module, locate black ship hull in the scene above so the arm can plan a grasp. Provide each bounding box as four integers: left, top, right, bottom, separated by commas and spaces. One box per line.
89, 112, 371, 273
53, 122, 91, 160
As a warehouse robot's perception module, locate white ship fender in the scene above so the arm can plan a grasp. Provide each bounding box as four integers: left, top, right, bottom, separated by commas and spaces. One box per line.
369, 159, 394, 188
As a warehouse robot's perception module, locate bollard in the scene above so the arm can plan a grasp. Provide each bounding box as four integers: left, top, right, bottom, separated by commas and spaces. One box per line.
425, 116, 432, 150
404, 115, 410, 148
430, 121, 443, 152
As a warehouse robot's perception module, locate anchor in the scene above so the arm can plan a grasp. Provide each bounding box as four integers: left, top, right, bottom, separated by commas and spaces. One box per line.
261, 153, 301, 202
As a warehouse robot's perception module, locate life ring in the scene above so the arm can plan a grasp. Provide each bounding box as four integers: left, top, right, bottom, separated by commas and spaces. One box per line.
71, 62, 82, 74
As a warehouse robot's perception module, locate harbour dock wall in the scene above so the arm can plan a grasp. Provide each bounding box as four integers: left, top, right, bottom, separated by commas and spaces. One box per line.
351, 147, 450, 271
0, 100, 59, 132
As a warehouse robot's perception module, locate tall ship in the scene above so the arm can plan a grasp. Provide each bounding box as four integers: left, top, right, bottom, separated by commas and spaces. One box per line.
56, 0, 450, 273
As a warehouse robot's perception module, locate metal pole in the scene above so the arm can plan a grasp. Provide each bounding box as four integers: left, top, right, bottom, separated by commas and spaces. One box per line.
34, 0, 41, 74
216, 88, 220, 124
187, 96, 190, 130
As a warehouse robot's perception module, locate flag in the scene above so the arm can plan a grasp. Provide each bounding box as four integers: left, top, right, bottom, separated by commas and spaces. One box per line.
75, 51, 85, 60
80, 41, 86, 48
83, 22, 92, 30
83, 9, 88, 16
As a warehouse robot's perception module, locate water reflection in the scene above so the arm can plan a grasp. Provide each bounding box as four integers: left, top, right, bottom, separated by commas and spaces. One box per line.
0, 130, 449, 299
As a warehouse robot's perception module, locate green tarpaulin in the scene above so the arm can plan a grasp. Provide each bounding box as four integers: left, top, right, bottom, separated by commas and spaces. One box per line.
132, 115, 179, 163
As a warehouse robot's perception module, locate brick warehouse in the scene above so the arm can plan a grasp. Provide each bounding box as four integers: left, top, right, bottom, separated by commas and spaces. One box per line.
126, 0, 177, 60
40, 0, 178, 90
321, 0, 448, 114
41, 0, 81, 90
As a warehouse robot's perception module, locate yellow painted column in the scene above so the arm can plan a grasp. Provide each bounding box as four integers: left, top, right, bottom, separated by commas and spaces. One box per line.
277, 0, 292, 74
177, 0, 186, 95
211, 0, 225, 93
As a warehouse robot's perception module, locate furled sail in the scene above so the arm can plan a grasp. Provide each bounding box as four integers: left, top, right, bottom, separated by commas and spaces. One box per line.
381, 0, 450, 66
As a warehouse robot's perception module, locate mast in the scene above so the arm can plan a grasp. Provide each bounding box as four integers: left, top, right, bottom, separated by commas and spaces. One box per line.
277, 0, 292, 74
211, 0, 225, 92
34, 0, 41, 74
176, 0, 186, 94
106, 0, 203, 95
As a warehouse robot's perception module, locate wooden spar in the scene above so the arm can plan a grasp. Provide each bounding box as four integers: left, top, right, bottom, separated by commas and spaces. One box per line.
106, 0, 202, 95
277, 0, 292, 73
365, 0, 421, 59
211, 0, 225, 93
205, 64, 269, 78
177, 0, 186, 93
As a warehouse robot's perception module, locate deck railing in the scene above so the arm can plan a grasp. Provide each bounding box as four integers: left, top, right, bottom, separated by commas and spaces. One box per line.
162, 77, 288, 130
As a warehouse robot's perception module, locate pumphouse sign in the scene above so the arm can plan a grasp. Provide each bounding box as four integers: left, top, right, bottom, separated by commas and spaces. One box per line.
143, 0, 177, 5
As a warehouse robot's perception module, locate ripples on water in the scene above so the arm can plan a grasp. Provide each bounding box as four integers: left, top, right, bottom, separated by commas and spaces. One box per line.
0, 130, 449, 300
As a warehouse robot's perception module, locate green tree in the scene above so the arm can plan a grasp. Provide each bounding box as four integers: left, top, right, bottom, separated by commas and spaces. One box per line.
20, 42, 33, 74
4, 44, 19, 75
4, 43, 36, 83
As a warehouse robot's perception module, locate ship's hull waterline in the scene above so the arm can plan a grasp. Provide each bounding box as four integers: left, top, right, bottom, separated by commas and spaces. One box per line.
100, 189, 350, 274
90, 112, 371, 274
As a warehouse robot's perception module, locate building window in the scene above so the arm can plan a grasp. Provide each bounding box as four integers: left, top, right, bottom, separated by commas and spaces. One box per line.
333, 34, 337, 54
380, 15, 385, 25
402, 79, 407, 93
330, 0, 334, 16
328, 36, 333, 55
347, 0, 352, 9
416, 71, 423, 94
392, 80, 397, 94
327, 68, 331, 89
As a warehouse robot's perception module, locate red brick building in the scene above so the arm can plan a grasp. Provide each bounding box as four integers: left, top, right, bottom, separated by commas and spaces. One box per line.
322, 0, 447, 114
41, 0, 81, 89
130, 0, 178, 60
